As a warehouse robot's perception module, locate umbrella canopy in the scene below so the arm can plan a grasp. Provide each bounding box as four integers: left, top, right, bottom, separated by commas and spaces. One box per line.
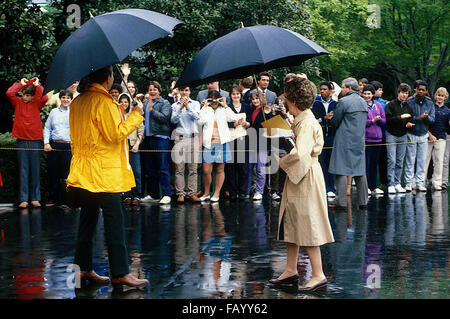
176, 25, 329, 88
44, 9, 183, 94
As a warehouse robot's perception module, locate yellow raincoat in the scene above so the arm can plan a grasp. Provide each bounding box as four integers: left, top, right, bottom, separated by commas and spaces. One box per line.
67, 83, 143, 193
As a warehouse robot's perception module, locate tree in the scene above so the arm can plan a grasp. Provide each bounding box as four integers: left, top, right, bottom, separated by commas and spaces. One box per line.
0, 0, 57, 132
44, 0, 316, 97
122, 0, 316, 94
367, 0, 449, 94
308, 0, 372, 82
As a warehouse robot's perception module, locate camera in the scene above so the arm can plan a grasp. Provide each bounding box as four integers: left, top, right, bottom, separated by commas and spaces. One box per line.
207, 99, 220, 103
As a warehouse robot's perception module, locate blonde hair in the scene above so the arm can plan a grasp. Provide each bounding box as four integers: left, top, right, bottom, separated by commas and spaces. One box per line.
434, 87, 449, 100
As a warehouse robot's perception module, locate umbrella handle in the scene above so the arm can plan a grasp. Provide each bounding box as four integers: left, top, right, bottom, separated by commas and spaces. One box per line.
115, 64, 135, 104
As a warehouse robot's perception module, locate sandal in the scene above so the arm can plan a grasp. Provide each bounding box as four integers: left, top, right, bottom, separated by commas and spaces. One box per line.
31, 201, 41, 208
18, 202, 28, 208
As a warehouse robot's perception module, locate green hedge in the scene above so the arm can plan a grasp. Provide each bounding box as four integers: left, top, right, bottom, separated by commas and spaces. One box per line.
0, 132, 49, 203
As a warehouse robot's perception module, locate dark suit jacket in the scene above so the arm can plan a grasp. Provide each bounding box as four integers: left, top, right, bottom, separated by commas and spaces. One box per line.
312, 98, 338, 146
242, 90, 251, 106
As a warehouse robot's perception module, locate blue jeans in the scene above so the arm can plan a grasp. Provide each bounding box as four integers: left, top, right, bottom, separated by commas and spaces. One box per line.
404, 133, 428, 186
17, 139, 41, 202
386, 132, 407, 187
143, 136, 172, 199
129, 150, 142, 198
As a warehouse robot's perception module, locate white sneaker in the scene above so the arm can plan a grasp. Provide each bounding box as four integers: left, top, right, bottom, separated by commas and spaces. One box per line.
405, 184, 412, 192
141, 195, 159, 203
159, 196, 171, 204
253, 192, 263, 200
417, 185, 427, 192
388, 186, 396, 194
327, 192, 336, 197
373, 188, 384, 194
395, 184, 406, 193
271, 193, 281, 200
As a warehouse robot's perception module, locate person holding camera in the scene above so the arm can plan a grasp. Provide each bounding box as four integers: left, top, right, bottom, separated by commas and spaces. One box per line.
248, 89, 274, 200
6, 77, 48, 208
198, 90, 246, 202
268, 96, 293, 201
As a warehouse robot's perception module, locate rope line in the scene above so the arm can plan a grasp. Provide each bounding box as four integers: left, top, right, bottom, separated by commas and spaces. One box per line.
0, 138, 448, 152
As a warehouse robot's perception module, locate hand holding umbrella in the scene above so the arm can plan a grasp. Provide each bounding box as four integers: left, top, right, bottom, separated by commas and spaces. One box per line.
132, 98, 144, 116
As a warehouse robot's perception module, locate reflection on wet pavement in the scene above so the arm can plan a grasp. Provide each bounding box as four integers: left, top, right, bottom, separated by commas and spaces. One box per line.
0, 191, 448, 299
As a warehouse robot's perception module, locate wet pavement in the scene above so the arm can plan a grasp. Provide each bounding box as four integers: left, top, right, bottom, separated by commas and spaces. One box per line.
0, 191, 448, 299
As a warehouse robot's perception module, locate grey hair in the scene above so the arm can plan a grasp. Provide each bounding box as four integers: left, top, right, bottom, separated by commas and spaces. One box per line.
342, 78, 358, 91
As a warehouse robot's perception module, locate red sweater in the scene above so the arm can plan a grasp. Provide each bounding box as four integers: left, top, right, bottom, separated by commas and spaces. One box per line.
6, 82, 48, 140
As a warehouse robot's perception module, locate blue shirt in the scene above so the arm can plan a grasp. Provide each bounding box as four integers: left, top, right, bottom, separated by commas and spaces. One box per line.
43, 106, 70, 144
407, 96, 435, 136
374, 97, 387, 110
429, 104, 450, 140
171, 98, 201, 136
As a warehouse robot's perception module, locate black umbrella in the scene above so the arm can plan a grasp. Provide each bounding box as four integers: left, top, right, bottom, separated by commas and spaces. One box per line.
176, 25, 329, 88
44, 9, 183, 94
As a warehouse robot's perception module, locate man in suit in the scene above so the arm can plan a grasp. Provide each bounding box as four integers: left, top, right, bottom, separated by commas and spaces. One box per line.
312, 81, 338, 198
328, 77, 369, 210
257, 71, 277, 106
196, 81, 229, 104
240, 76, 253, 105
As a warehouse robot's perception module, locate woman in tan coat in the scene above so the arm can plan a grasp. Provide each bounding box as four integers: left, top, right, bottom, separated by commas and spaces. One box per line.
269, 77, 334, 292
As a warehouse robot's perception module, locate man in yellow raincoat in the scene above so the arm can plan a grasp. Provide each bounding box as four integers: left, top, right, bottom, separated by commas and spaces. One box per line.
67, 65, 148, 288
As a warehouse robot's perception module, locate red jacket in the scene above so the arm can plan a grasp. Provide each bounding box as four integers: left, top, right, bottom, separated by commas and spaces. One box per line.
6, 82, 48, 140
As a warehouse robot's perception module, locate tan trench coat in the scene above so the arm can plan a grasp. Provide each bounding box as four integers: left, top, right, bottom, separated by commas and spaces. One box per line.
277, 109, 334, 247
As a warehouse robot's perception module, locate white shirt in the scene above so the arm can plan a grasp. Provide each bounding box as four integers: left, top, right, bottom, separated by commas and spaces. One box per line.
198, 106, 241, 149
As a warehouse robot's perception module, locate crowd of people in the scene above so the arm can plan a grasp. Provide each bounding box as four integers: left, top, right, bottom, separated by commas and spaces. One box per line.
5, 65, 449, 291
5, 68, 450, 210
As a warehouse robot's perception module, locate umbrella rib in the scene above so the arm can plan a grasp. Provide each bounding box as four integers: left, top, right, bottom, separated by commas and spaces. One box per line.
95, 12, 181, 61
247, 28, 265, 67
92, 18, 127, 62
